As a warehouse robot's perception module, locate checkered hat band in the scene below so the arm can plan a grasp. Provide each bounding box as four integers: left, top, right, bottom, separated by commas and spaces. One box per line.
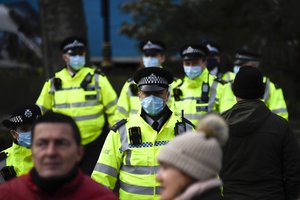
138, 73, 168, 85
9, 116, 23, 123
63, 40, 85, 51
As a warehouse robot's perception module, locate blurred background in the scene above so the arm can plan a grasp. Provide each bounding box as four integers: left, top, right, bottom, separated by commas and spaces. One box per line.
1, 0, 300, 149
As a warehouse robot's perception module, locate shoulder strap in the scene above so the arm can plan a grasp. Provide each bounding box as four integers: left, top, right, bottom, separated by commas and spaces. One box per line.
214, 77, 226, 85
80, 73, 94, 90
201, 82, 210, 103
111, 119, 127, 132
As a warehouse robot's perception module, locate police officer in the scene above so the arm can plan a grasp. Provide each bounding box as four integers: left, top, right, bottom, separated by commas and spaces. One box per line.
36, 36, 118, 175
115, 39, 180, 123
203, 40, 224, 78
0, 105, 41, 182
223, 49, 288, 119
92, 67, 194, 200
172, 44, 236, 126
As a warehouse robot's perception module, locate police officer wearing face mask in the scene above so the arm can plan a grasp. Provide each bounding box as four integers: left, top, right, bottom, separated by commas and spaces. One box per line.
92, 67, 194, 200
36, 36, 118, 175
222, 49, 289, 120
172, 44, 236, 126
0, 105, 41, 183
115, 40, 181, 123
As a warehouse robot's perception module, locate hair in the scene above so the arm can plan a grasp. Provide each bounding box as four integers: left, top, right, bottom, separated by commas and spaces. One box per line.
31, 111, 81, 145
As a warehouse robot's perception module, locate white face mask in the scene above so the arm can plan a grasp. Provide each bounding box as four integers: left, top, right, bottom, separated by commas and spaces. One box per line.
143, 56, 160, 68
184, 66, 203, 79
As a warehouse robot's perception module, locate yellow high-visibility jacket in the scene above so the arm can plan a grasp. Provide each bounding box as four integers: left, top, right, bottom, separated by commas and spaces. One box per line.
222, 71, 288, 120
0, 143, 33, 182
36, 67, 118, 145
91, 110, 194, 200
173, 68, 236, 126
114, 77, 182, 123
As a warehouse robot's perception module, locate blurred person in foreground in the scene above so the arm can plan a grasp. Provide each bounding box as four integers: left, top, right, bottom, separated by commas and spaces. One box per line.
220, 66, 300, 200
156, 114, 228, 200
0, 105, 41, 183
223, 49, 288, 119
0, 112, 118, 200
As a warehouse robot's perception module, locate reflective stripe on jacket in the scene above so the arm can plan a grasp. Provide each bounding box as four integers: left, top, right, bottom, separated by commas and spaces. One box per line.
91, 113, 194, 200
36, 67, 118, 145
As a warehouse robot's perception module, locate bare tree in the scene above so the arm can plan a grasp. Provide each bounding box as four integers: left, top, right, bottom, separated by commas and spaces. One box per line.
39, 0, 87, 77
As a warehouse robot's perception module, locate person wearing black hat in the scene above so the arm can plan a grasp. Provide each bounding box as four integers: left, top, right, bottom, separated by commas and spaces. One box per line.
0, 104, 41, 183
36, 36, 118, 175
115, 39, 181, 123
223, 49, 288, 120
172, 44, 236, 126
220, 66, 300, 200
92, 67, 194, 200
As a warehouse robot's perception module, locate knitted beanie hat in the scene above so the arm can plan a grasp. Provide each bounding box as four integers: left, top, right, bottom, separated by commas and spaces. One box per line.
232, 66, 264, 99
157, 114, 228, 180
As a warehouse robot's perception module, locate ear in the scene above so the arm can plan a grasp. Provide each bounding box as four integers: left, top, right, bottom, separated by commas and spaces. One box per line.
10, 130, 18, 140
62, 54, 68, 63
160, 55, 166, 63
77, 146, 84, 162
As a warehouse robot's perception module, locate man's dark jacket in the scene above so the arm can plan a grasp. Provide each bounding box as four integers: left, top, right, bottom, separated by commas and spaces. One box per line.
221, 99, 300, 200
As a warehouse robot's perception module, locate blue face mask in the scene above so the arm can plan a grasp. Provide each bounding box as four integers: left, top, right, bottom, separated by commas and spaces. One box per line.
18, 131, 32, 148
233, 65, 240, 74
143, 57, 160, 68
141, 95, 165, 116
184, 66, 203, 79
69, 55, 85, 70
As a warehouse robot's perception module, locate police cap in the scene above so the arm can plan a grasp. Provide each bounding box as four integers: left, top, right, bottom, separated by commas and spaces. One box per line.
60, 36, 86, 54
139, 40, 166, 55
2, 105, 41, 129
234, 49, 261, 65
202, 41, 221, 56
133, 67, 173, 92
180, 44, 209, 60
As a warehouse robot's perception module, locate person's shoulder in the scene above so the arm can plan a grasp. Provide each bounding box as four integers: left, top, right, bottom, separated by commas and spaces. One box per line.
111, 119, 128, 132
81, 174, 118, 200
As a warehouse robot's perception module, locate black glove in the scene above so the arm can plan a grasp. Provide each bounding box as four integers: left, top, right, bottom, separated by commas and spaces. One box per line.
0, 166, 17, 181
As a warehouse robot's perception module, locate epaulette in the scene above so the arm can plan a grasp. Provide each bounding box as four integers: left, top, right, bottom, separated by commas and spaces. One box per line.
0, 152, 7, 162
182, 117, 195, 129
214, 77, 227, 85
94, 68, 105, 76
111, 119, 127, 132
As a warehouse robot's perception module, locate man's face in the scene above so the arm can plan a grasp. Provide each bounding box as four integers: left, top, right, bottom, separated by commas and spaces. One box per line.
138, 89, 169, 105
32, 122, 83, 178
183, 58, 206, 67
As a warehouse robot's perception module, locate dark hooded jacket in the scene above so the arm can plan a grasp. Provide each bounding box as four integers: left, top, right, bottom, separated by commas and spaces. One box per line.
220, 99, 300, 200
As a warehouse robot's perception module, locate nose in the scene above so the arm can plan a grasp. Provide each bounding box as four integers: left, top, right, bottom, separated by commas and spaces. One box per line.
45, 142, 57, 156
